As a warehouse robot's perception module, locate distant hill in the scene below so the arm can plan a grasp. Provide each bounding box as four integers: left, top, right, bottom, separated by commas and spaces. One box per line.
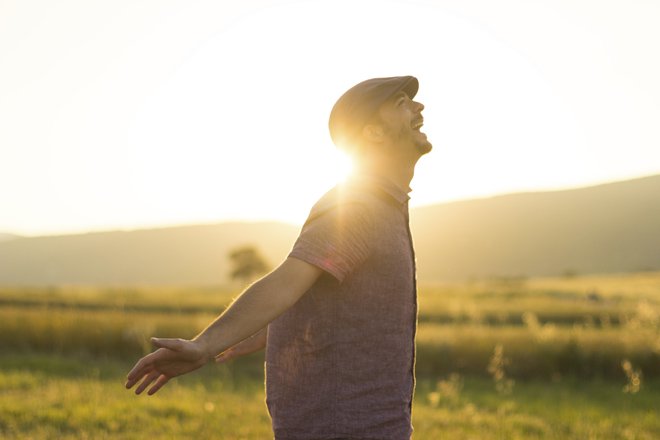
411, 174, 660, 281
0, 174, 658, 285
0, 223, 298, 286
0, 233, 19, 243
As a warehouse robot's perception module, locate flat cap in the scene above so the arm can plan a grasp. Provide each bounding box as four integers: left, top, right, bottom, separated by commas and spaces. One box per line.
329, 76, 419, 149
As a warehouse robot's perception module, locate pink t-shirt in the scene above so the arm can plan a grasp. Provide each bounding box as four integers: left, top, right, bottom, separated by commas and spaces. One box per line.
266, 174, 417, 440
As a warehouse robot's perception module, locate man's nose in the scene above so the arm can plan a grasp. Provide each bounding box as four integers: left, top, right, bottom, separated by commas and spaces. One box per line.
413, 101, 424, 112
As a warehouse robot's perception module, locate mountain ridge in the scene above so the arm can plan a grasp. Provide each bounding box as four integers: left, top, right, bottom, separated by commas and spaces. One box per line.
411, 174, 660, 280
1, 174, 658, 285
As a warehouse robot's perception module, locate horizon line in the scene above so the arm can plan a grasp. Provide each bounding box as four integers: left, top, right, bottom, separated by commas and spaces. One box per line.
2, 172, 658, 239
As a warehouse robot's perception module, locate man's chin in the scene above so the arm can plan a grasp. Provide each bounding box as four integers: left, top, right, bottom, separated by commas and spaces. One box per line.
416, 140, 433, 155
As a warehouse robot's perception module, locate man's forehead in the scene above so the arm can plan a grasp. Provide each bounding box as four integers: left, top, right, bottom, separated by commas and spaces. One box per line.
381, 91, 411, 108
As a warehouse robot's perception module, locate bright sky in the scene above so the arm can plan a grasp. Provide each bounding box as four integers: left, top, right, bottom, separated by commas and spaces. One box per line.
2, 0, 659, 236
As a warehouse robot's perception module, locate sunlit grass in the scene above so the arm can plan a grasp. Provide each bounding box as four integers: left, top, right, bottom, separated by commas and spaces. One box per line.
0, 285, 237, 313
0, 354, 658, 439
415, 322, 658, 378
0, 355, 272, 440
414, 377, 659, 440
1, 273, 658, 379
0, 272, 659, 437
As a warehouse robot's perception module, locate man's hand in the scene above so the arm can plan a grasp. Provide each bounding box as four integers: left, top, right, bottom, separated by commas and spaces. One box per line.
215, 327, 267, 364
125, 337, 210, 395
125, 257, 321, 396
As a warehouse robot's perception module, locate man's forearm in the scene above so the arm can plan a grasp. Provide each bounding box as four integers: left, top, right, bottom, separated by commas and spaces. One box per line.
192, 278, 286, 356
192, 257, 321, 358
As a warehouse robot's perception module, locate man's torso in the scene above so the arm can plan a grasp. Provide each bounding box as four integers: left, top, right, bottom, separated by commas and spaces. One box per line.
266, 175, 417, 440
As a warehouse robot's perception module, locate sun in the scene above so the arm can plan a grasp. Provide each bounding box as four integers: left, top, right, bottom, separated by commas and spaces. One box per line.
333, 150, 354, 183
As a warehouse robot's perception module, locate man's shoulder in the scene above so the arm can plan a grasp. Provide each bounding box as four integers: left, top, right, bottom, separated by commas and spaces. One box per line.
306, 181, 377, 223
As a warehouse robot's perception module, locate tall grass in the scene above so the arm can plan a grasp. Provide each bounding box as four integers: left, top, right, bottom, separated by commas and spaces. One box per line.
1, 274, 659, 438
0, 272, 658, 379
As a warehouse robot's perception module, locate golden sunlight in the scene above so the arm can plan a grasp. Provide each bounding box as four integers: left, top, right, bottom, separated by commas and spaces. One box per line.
333, 150, 354, 183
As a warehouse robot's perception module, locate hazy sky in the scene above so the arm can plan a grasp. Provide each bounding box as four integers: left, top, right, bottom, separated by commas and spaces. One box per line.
2, 0, 659, 236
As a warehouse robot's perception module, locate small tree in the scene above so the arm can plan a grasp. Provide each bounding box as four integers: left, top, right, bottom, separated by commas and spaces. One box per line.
228, 245, 269, 286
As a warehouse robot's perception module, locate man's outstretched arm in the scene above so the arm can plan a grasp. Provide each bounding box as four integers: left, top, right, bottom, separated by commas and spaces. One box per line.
125, 257, 322, 395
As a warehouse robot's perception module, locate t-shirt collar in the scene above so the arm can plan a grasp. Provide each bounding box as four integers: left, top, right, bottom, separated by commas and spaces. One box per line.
350, 172, 411, 205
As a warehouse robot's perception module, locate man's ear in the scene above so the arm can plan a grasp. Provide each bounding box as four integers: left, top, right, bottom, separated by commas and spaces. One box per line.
361, 124, 385, 143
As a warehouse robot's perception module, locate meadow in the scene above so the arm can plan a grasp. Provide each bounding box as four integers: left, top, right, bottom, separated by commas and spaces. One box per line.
1, 272, 659, 439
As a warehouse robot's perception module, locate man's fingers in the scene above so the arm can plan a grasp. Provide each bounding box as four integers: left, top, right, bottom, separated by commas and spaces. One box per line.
147, 374, 170, 395
151, 337, 184, 351
134, 371, 160, 395
126, 355, 154, 386
125, 375, 141, 389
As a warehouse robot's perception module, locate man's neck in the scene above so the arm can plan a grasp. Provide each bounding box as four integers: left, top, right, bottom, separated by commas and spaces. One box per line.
354, 158, 416, 192
386, 164, 415, 191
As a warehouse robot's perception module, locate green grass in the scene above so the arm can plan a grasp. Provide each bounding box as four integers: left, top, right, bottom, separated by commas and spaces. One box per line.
0, 273, 659, 437
0, 354, 658, 439
1, 273, 658, 379
414, 376, 660, 439
0, 354, 272, 440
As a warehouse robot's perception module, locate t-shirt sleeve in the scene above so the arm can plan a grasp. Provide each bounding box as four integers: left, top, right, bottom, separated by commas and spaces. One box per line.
288, 202, 373, 283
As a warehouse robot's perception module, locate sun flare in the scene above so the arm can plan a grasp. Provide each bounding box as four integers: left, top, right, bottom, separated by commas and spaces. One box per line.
1, 0, 659, 235
333, 151, 354, 183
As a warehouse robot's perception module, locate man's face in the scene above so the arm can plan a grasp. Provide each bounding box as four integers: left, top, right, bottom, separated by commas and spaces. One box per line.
376, 92, 432, 157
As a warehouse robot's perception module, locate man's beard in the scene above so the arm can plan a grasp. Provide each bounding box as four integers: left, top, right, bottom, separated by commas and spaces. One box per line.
415, 138, 433, 155
375, 119, 432, 159
391, 126, 432, 156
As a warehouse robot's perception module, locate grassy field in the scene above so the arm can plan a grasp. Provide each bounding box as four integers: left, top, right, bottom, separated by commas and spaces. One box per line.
1, 272, 659, 438
0, 354, 658, 439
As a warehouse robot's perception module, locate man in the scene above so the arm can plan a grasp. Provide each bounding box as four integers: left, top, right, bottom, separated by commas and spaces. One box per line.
126, 75, 432, 439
